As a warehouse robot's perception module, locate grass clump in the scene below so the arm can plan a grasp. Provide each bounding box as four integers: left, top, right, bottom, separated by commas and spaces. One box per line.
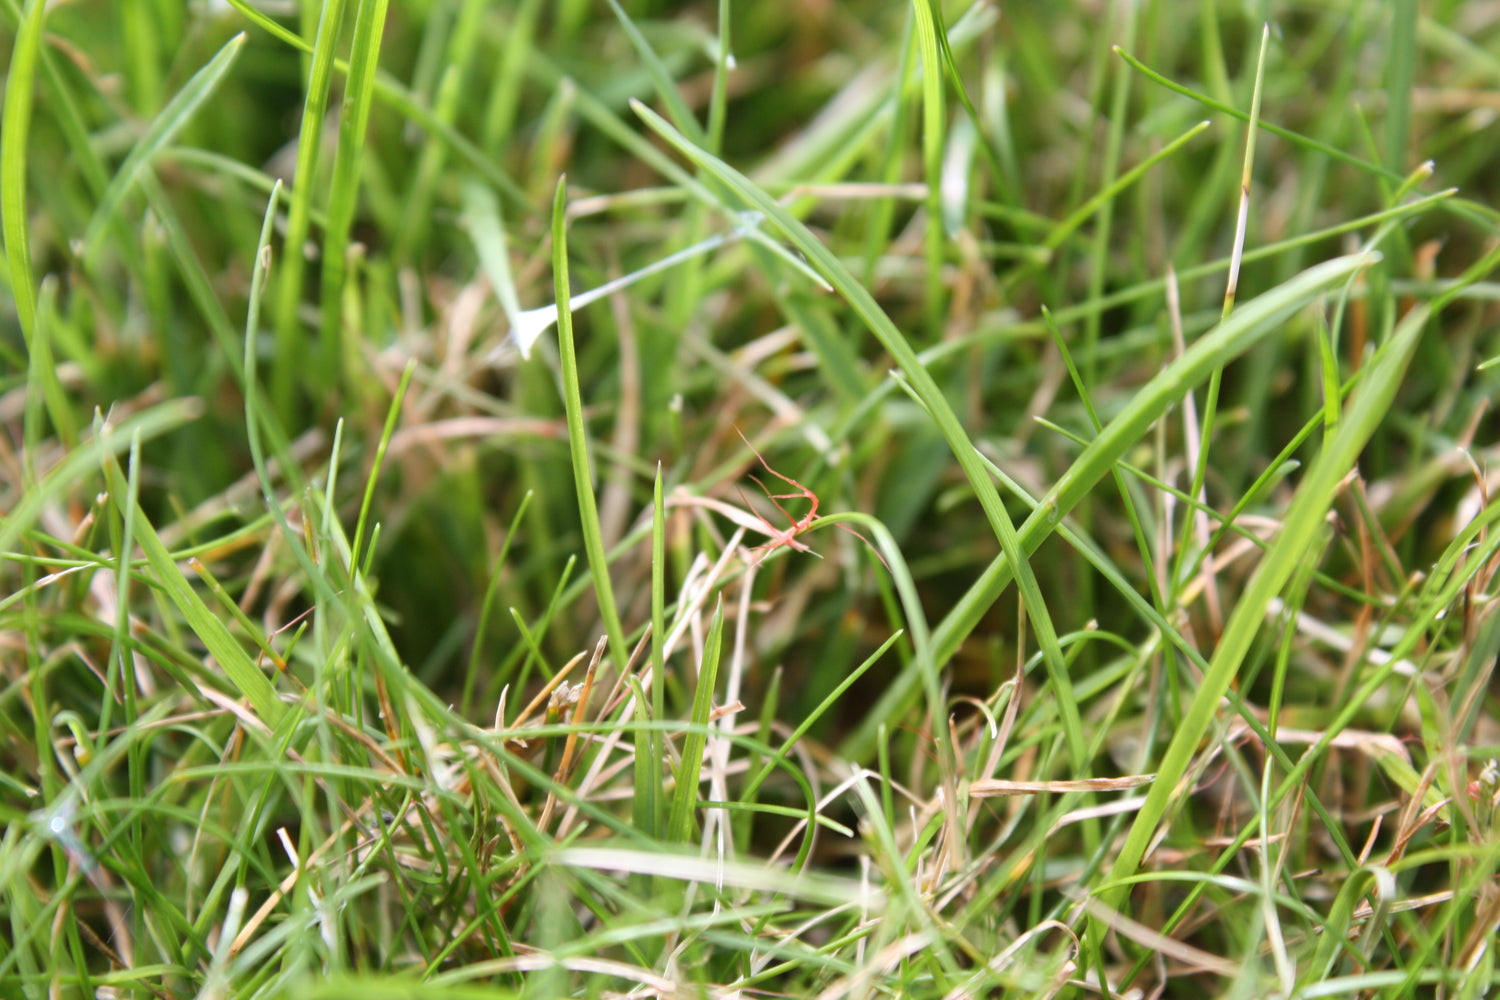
3, 1, 1500, 998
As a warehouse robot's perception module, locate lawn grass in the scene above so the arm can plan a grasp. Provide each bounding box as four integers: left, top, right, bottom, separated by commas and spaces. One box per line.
4, 1, 1500, 997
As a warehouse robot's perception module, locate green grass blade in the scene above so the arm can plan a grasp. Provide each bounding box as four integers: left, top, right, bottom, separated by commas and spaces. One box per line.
100, 439, 286, 726
630, 99, 1082, 775
317, 0, 391, 383
706, 0, 730, 152
80, 33, 246, 268
1102, 301, 1431, 910
1043, 120, 1210, 253
911, 0, 946, 332
925, 0, 1011, 205
644, 464, 667, 839
0, 0, 44, 338
666, 600, 725, 844
604, 0, 705, 146
270, 0, 347, 413
350, 360, 415, 573
26, 279, 77, 456
1385, 0, 1418, 174
549, 177, 630, 677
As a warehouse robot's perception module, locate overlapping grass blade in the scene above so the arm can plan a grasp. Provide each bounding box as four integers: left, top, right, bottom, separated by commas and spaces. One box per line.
316, 0, 391, 382
1102, 301, 1432, 908
929, 251, 1380, 670
631, 99, 1083, 776
100, 437, 287, 726
270, 0, 347, 412
0, 400, 203, 558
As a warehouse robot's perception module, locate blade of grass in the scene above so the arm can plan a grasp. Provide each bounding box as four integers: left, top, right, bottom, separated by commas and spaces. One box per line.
549, 177, 630, 676
1101, 301, 1431, 911
604, 0, 705, 146
1042, 120, 1211, 254
350, 360, 415, 573
317, 0, 391, 382
25, 279, 78, 462
0, 0, 44, 338
80, 33, 246, 268
924, 0, 1012, 206
631, 99, 1082, 778
462, 492, 533, 717
1173, 22, 1270, 617
840, 251, 1378, 761
271, 0, 347, 414
665, 600, 724, 845
1385, 0, 1418, 175
100, 433, 286, 726
706, 0, 731, 153
912, 0, 947, 333
1078, 0, 1136, 391
642, 464, 667, 840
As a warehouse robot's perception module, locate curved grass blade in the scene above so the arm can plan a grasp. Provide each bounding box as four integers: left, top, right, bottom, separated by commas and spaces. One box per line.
930, 252, 1379, 670
630, 99, 1083, 776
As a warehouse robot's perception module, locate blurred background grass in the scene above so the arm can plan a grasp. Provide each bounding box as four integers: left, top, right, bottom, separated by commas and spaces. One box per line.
4, 0, 1500, 996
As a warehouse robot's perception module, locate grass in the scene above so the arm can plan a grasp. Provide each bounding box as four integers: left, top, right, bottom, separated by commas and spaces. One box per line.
3, 1, 1500, 997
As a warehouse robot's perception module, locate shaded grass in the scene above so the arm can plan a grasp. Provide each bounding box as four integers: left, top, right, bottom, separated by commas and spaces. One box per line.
3, 2, 1500, 998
